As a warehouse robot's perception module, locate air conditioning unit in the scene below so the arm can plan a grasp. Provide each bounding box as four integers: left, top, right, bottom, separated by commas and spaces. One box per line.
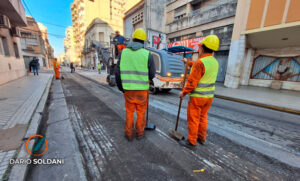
0, 15, 10, 28
11, 27, 21, 37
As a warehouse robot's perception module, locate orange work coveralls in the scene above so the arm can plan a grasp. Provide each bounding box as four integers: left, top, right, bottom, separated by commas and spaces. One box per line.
53, 61, 60, 79
117, 44, 126, 54
182, 53, 214, 145
124, 90, 148, 138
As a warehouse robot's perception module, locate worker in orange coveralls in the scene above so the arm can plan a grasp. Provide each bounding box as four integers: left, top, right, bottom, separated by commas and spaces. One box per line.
53, 58, 60, 80
113, 31, 126, 56
179, 35, 220, 150
115, 28, 156, 141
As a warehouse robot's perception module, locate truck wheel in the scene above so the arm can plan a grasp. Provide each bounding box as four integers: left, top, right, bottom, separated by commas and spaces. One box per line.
108, 82, 115, 87
106, 75, 110, 83
149, 82, 158, 94
161, 89, 171, 93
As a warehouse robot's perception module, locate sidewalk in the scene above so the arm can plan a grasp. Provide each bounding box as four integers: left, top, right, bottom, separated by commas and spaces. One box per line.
27, 79, 86, 181
215, 84, 300, 114
0, 74, 52, 180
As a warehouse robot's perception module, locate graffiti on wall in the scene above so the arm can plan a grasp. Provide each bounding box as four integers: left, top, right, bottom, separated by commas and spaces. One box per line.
251, 56, 300, 82
167, 37, 206, 53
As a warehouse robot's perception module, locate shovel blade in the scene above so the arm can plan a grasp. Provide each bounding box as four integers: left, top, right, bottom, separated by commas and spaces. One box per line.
169, 129, 185, 140
145, 123, 156, 130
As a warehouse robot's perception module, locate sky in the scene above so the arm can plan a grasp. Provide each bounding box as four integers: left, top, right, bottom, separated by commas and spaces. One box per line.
22, 0, 73, 57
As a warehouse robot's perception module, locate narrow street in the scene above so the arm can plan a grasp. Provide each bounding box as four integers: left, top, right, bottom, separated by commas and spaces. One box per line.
60, 72, 300, 181
2, 0, 300, 180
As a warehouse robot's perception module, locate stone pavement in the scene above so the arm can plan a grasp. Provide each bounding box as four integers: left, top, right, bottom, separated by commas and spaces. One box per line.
0, 73, 53, 180
76, 69, 300, 114
215, 83, 300, 114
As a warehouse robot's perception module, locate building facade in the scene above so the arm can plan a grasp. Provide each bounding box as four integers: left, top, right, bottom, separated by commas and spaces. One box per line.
124, 0, 168, 49
38, 23, 54, 68
0, 0, 27, 85
19, 16, 48, 69
165, 0, 237, 82
82, 18, 114, 68
57, 53, 66, 65
225, 0, 300, 91
70, 0, 138, 66
64, 27, 77, 66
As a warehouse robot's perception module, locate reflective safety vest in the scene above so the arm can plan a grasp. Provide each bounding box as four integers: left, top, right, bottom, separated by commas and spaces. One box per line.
120, 48, 150, 90
189, 56, 219, 98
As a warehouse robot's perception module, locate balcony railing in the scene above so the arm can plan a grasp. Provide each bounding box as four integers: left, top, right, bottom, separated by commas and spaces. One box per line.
167, 0, 237, 33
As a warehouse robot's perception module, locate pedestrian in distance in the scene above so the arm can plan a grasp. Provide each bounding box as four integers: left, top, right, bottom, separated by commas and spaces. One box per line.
70, 62, 75, 73
28, 59, 33, 75
53, 58, 61, 80
179, 35, 220, 150
97, 62, 101, 74
115, 28, 156, 141
31, 57, 39, 76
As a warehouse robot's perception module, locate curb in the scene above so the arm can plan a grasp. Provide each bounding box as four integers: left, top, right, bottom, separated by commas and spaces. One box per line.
214, 94, 300, 115
8, 75, 53, 181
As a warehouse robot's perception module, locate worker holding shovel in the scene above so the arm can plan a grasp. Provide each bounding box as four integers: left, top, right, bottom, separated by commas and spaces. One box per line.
115, 28, 156, 141
179, 35, 220, 150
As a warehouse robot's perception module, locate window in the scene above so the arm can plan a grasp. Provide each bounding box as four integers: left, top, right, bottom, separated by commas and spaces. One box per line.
132, 11, 143, 25
99, 32, 104, 42
13, 42, 19, 58
25, 38, 38, 46
27, 20, 34, 26
174, 5, 186, 20
191, 1, 202, 11
1, 37, 10, 56
151, 52, 161, 73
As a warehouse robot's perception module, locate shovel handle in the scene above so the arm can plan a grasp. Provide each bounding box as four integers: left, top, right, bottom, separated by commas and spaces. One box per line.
175, 97, 183, 131
175, 53, 189, 131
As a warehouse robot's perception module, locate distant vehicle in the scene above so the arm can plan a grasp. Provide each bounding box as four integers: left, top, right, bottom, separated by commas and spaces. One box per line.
147, 47, 185, 93
91, 39, 185, 94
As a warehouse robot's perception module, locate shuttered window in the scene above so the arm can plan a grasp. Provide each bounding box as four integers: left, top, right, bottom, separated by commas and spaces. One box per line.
1, 37, 10, 56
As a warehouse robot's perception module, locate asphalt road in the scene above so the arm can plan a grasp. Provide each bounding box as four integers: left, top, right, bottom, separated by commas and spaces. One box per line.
60, 72, 300, 181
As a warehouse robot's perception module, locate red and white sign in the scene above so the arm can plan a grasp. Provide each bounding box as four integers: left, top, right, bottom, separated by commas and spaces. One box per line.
152, 36, 161, 49
167, 37, 206, 53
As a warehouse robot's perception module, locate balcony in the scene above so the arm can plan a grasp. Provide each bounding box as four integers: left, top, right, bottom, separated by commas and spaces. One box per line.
190, 0, 237, 23
0, 0, 26, 26
167, 0, 237, 33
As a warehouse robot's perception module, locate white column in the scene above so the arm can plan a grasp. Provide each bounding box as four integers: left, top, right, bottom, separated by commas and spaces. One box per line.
224, 35, 246, 88
240, 48, 255, 85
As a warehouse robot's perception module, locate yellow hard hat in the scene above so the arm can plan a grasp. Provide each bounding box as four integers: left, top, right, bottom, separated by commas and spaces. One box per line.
201, 35, 220, 51
132, 28, 147, 41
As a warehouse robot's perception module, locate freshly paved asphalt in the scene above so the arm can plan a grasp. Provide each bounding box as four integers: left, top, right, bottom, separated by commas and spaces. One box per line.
46, 72, 300, 181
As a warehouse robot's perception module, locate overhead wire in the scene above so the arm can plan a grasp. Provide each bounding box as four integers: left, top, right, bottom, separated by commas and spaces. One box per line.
22, 0, 68, 29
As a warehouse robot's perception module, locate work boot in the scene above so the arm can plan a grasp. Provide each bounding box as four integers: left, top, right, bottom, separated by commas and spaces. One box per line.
179, 140, 197, 151
197, 139, 205, 145
125, 134, 133, 142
